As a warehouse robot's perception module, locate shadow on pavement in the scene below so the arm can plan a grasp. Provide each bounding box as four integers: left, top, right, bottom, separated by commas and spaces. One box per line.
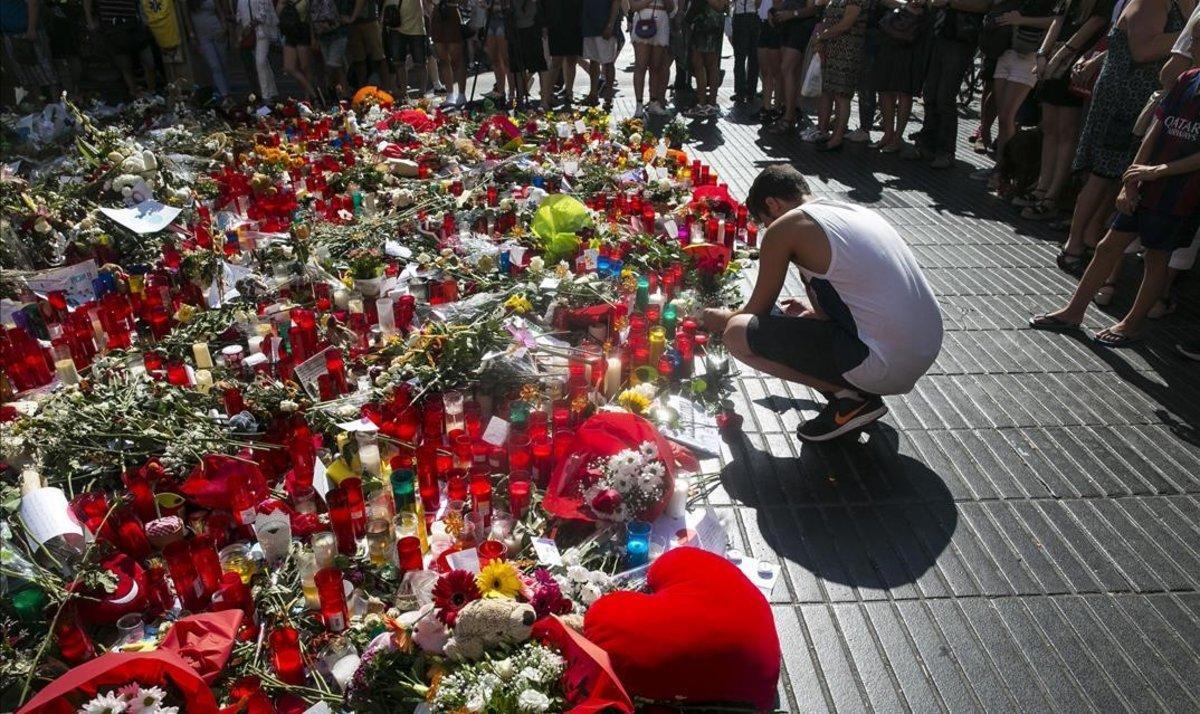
719, 424, 957, 590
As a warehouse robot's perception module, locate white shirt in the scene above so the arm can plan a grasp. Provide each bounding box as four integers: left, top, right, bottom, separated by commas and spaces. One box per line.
794, 199, 944, 395
1173, 6, 1198, 60
732, 0, 758, 13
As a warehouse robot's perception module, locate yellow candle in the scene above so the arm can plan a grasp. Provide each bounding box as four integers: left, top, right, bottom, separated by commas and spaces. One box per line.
192, 342, 213, 369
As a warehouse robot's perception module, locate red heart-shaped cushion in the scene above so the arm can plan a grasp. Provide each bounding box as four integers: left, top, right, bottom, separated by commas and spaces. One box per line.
583, 547, 780, 710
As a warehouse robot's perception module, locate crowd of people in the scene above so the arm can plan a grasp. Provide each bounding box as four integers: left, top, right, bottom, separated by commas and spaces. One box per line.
2, 0, 1198, 355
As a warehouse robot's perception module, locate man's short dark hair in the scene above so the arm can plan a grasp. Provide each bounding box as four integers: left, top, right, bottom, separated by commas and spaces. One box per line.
745, 164, 811, 221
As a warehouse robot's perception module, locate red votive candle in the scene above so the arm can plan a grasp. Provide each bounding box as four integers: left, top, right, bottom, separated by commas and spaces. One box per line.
315, 567, 348, 632
508, 435, 532, 471
342, 477, 367, 538
163, 539, 206, 611
507, 473, 532, 517
269, 626, 306, 684
326, 487, 357, 556
477, 539, 506, 566
470, 476, 492, 526
397, 536, 423, 573
447, 471, 469, 502
191, 534, 224, 594
531, 435, 553, 486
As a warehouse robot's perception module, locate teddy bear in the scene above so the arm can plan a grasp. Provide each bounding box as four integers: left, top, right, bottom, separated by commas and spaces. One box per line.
442, 599, 537, 661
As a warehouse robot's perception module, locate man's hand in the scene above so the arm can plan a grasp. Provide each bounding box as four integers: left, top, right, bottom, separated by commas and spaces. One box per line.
1115, 184, 1139, 214
702, 308, 735, 335
780, 297, 810, 316
1123, 163, 1168, 183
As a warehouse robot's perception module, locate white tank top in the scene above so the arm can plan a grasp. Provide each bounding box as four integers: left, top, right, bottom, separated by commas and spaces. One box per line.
795, 198, 944, 395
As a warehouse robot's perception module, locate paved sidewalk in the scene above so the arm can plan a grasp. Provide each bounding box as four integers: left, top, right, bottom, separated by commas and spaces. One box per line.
609, 45, 1200, 714
213, 38, 1200, 713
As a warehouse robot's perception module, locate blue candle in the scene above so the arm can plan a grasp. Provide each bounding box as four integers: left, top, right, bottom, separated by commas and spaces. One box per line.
626, 520, 652, 567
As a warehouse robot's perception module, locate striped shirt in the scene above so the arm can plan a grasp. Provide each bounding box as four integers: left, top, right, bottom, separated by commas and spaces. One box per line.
1140, 68, 1200, 218
95, 0, 141, 21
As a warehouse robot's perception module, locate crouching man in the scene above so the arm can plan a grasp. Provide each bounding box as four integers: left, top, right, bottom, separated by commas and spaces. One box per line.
704, 165, 944, 441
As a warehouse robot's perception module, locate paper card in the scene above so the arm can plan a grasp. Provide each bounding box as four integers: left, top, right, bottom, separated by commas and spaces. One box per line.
481, 416, 510, 447
242, 352, 268, 370
446, 548, 481, 573
651, 507, 726, 556
664, 219, 679, 239
1, 298, 28, 326
312, 458, 331, 498
556, 121, 572, 138
25, 259, 98, 306
583, 248, 599, 271
256, 105, 271, 116
336, 417, 380, 433
659, 395, 721, 456
531, 537, 563, 566
303, 703, 333, 714
574, 120, 587, 135
293, 347, 333, 396
20, 487, 84, 547
538, 277, 561, 291
99, 199, 181, 235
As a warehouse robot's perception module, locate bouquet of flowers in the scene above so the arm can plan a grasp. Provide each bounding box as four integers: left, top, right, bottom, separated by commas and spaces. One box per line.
430, 642, 566, 714
580, 442, 667, 523
75, 684, 178, 714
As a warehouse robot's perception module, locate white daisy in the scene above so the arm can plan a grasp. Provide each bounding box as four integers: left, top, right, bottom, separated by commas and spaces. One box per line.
79, 693, 128, 714
639, 442, 659, 460
127, 686, 165, 713
611, 470, 636, 492
580, 583, 603, 605
567, 565, 590, 583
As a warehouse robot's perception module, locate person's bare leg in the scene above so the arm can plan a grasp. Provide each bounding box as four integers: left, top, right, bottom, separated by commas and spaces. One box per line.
1103, 249, 1169, 338
1064, 175, 1115, 256
633, 42, 648, 105
723, 315, 845, 392
1044, 229, 1138, 324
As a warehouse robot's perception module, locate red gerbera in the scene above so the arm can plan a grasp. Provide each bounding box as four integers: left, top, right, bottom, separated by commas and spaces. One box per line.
432, 569, 481, 627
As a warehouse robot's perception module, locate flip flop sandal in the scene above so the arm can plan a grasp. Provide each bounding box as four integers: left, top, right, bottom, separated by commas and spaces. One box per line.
1093, 328, 1141, 347
1029, 313, 1083, 332
1093, 281, 1117, 306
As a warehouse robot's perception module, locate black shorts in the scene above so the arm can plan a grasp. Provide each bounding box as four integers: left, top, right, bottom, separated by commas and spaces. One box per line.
283, 23, 311, 47
780, 17, 818, 53
745, 313, 870, 391
388, 32, 427, 63
1111, 208, 1200, 252
758, 18, 781, 49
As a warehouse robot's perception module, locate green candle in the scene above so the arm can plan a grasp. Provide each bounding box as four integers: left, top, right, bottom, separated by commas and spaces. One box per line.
663, 305, 678, 339
635, 276, 650, 311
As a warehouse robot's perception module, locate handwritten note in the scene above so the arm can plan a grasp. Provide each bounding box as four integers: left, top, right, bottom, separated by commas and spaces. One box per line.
99, 199, 181, 235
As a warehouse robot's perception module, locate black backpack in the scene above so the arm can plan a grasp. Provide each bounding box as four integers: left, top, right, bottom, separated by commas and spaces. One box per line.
279, 0, 306, 37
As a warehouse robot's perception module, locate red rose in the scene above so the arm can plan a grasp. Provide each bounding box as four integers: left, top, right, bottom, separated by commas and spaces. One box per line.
592, 488, 622, 514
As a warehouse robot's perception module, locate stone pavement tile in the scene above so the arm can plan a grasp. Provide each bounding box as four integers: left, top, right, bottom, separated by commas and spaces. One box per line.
829, 603, 910, 712
772, 606, 829, 712
798, 604, 872, 712
953, 598, 1058, 712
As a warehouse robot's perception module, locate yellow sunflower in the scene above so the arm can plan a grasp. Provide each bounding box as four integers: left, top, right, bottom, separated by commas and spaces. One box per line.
476, 561, 522, 599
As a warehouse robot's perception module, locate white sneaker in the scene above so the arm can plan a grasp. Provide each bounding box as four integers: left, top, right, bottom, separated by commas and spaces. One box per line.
705, 104, 721, 117
453, 92, 467, 107
846, 128, 870, 143
802, 129, 829, 143
634, 103, 645, 118
440, 93, 457, 109
799, 126, 820, 140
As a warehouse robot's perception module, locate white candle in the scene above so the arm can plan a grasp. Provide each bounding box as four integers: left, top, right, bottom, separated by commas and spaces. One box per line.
333, 289, 351, 309
604, 356, 622, 399
377, 297, 396, 336
330, 653, 362, 689
247, 335, 264, 354
667, 476, 689, 518
192, 342, 213, 369
195, 369, 214, 393
55, 358, 79, 386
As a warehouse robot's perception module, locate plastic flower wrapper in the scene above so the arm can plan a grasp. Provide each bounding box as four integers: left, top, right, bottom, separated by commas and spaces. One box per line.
531, 195, 591, 265
543, 412, 676, 524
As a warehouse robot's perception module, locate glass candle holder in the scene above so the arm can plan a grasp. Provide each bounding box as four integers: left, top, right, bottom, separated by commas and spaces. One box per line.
355, 431, 382, 478
116, 612, 145, 646
191, 535, 224, 594
326, 487, 357, 556
396, 536, 424, 573
218, 543, 256, 585
477, 539, 506, 566
269, 626, 307, 685
626, 520, 652, 567
507, 473, 532, 517
253, 512, 293, 567
342, 477, 367, 538
508, 435, 532, 472
297, 551, 321, 609
443, 390, 465, 433
315, 567, 349, 632
366, 518, 396, 566
312, 532, 337, 569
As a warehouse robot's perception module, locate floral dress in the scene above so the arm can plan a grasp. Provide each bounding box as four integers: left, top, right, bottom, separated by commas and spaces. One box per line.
1072, 0, 1186, 179
822, 0, 870, 94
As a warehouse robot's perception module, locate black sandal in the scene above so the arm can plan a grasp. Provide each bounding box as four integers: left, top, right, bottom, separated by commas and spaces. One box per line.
1055, 249, 1087, 275
1029, 313, 1082, 332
